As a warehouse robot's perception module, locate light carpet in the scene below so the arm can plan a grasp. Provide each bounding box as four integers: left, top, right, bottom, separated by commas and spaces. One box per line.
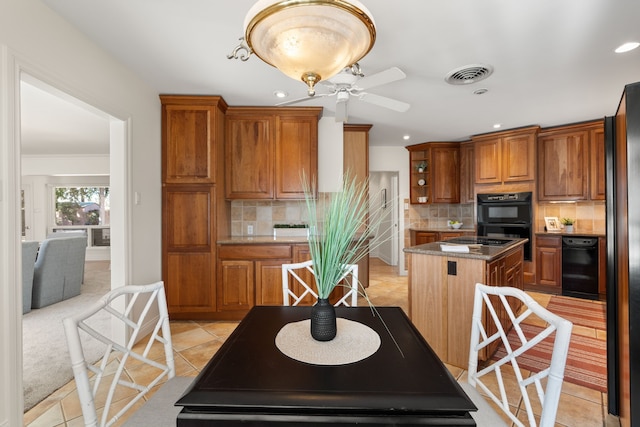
22, 261, 110, 411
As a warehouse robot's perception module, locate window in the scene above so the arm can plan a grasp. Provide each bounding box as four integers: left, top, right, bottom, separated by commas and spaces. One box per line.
54, 187, 110, 226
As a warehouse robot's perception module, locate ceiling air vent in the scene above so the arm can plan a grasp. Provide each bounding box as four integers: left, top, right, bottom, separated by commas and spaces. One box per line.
445, 64, 494, 85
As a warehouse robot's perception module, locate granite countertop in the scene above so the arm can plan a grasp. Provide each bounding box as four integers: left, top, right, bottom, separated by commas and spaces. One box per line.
535, 230, 605, 237
410, 227, 476, 233
217, 235, 310, 244
403, 238, 527, 261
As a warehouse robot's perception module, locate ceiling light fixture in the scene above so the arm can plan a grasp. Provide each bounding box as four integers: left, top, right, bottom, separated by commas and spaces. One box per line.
403, 134, 410, 140
274, 90, 288, 98
615, 42, 640, 53
228, 0, 376, 96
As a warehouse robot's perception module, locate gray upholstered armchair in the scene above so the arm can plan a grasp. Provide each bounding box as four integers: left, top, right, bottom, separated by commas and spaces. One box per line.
31, 236, 87, 309
22, 241, 39, 314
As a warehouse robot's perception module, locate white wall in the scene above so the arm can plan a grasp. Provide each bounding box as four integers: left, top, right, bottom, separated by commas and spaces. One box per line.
317, 117, 344, 192
22, 154, 109, 176
1, 0, 161, 424
369, 146, 409, 274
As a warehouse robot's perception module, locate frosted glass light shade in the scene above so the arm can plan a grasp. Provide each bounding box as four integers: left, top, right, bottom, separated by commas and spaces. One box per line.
244, 0, 376, 93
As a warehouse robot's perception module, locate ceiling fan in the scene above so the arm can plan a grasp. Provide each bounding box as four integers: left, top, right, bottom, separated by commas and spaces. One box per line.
277, 64, 410, 122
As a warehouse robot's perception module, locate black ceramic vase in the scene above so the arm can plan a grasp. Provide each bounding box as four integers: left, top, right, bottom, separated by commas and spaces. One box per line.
310, 298, 337, 341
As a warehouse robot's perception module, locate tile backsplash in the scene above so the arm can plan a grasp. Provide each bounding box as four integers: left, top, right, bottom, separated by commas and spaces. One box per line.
231, 200, 310, 236
535, 201, 606, 233
405, 202, 475, 230
233, 198, 607, 237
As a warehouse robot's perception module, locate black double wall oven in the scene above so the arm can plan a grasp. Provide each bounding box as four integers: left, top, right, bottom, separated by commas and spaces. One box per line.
477, 192, 533, 261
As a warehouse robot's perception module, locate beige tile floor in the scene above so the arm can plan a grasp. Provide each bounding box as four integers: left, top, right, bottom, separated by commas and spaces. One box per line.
24, 258, 615, 427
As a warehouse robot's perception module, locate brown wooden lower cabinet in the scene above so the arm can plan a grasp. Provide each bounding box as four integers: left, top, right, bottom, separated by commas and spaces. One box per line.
217, 244, 292, 319
535, 235, 562, 287
215, 242, 370, 320
218, 260, 254, 311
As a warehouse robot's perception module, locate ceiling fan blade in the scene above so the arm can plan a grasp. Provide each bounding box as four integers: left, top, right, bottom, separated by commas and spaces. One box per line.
355, 67, 406, 90
275, 93, 330, 106
359, 92, 410, 112
335, 100, 348, 123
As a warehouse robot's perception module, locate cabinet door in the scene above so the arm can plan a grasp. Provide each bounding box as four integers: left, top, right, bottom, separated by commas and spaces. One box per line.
538, 130, 589, 200
218, 260, 254, 311
343, 124, 371, 189
162, 102, 218, 184
474, 139, 502, 184
485, 257, 506, 357
163, 185, 216, 314
406, 144, 430, 204
255, 259, 291, 306
275, 115, 318, 199
439, 231, 465, 240
431, 145, 460, 203
414, 231, 438, 246
535, 236, 562, 286
459, 142, 475, 203
590, 125, 606, 200
503, 133, 535, 182
225, 115, 274, 199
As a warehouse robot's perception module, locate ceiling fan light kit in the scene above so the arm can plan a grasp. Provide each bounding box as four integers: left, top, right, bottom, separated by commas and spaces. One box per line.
232, 0, 376, 96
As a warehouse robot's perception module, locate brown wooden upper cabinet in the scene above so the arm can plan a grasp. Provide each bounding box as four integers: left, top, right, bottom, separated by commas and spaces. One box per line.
537, 120, 604, 201
225, 107, 322, 200
406, 142, 460, 204
472, 126, 539, 185
161, 95, 228, 184
459, 141, 474, 203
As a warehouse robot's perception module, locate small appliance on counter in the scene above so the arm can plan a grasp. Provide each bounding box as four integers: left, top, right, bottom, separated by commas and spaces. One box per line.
273, 224, 309, 238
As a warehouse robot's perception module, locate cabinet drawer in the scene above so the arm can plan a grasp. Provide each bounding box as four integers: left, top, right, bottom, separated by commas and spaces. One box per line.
536, 236, 561, 247
218, 245, 292, 260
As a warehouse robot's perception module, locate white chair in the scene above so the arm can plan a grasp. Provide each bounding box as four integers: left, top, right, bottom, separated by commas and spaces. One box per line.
63, 281, 191, 427
281, 260, 359, 306
463, 283, 573, 427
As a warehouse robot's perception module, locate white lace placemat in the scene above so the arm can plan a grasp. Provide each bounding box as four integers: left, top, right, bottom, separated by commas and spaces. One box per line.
275, 318, 381, 365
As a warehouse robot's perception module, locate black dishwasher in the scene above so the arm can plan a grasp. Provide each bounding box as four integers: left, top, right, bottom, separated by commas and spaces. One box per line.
562, 236, 599, 300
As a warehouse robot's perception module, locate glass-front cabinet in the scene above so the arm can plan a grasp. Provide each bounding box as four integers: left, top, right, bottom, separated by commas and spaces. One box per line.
408, 146, 430, 204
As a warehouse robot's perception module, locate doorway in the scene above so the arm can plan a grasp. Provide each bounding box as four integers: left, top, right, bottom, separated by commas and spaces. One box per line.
369, 171, 399, 268
19, 72, 124, 411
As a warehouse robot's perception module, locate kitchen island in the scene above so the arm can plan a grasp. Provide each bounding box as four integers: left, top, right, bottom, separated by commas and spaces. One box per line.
404, 237, 527, 368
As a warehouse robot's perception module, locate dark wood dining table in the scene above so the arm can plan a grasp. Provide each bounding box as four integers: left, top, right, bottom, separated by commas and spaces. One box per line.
176, 306, 476, 426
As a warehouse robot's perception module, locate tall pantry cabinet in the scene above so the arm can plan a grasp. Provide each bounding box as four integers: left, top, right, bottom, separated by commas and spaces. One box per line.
161, 95, 230, 319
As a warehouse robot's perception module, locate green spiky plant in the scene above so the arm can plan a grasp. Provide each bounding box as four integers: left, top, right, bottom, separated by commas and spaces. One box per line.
303, 172, 390, 300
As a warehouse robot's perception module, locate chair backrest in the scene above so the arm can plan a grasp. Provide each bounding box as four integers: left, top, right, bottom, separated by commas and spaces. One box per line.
22, 240, 39, 314
63, 281, 175, 427
32, 236, 87, 308
467, 283, 573, 427
281, 260, 359, 306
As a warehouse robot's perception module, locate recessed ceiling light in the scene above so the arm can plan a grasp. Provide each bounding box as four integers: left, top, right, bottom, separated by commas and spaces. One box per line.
273, 90, 288, 98
493, 124, 502, 129
473, 88, 488, 95
403, 134, 411, 140
615, 42, 640, 53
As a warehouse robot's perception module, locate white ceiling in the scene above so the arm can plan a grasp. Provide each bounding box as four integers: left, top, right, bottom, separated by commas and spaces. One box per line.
23, 0, 640, 154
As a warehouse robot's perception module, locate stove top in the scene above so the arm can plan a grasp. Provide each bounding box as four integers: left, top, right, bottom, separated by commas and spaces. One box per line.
444, 236, 513, 246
